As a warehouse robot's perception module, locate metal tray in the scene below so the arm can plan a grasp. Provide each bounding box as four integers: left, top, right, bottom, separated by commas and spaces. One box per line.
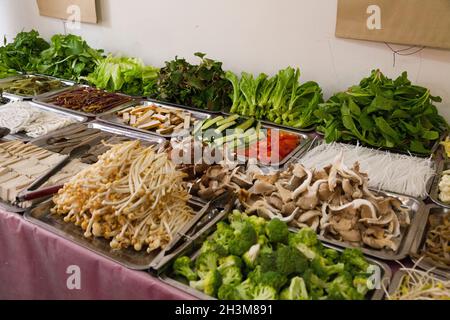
146, 98, 223, 115
409, 204, 450, 279
386, 269, 448, 299
32, 85, 136, 118
428, 159, 450, 209
24, 198, 206, 270
97, 99, 211, 138
151, 208, 391, 300
0, 74, 75, 100
0, 101, 89, 142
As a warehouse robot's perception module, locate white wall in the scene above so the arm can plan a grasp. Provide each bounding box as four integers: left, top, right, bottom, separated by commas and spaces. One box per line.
1, 0, 450, 120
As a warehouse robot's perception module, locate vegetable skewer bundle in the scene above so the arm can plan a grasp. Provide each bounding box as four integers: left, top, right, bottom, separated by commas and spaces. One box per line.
52, 141, 194, 253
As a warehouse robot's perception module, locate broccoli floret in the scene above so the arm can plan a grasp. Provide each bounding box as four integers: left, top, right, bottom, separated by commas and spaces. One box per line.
218, 255, 243, 271
252, 285, 277, 300
234, 278, 255, 300
288, 228, 323, 260
228, 210, 248, 231
217, 284, 239, 300
212, 222, 235, 251
247, 215, 267, 235
311, 255, 345, 280
220, 266, 243, 286
229, 221, 257, 256
280, 277, 309, 300
265, 218, 289, 244
200, 240, 228, 256
248, 266, 288, 291
189, 269, 223, 297
173, 256, 197, 281
322, 248, 340, 263
256, 250, 277, 273
276, 244, 308, 276
243, 243, 261, 269
341, 248, 370, 274
303, 269, 328, 300
257, 235, 270, 247
353, 274, 370, 296
195, 251, 219, 278
326, 272, 364, 300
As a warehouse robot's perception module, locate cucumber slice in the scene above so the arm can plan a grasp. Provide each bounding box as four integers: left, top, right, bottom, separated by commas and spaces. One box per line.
215, 121, 236, 134
201, 116, 224, 130
236, 118, 255, 131
216, 114, 240, 127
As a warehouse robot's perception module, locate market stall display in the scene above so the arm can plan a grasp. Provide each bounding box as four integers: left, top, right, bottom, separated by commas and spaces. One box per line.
226, 67, 323, 129
166, 211, 387, 300
297, 142, 435, 198
40, 86, 133, 115
0, 140, 65, 206
51, 140, 195, 253
0, 75, 68, 97
315, 70, 448, 155
0, 101, 80, 138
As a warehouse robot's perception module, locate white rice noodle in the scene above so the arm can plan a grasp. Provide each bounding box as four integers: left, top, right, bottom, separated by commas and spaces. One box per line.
298, 142, 435, 198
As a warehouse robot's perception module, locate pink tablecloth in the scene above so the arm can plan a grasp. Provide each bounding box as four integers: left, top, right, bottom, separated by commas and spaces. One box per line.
0, 209, 195, 300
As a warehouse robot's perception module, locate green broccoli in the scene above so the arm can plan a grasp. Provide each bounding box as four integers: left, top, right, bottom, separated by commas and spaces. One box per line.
228, 210, 248, 230
353, 274, 370, 296
218, 255, 243, 271
195, 251, 219, 278
341, 248, 370, 274
303, 269, 328, 300
322, 248, 340, 263
265, 218, 289, 244
247, 215, 267, 235
228, 221, 257, 256
288, 228, 323, 260
212, 222, 235, 251
217, 284, 239, 300
242, 243, 261, 269
220, 266, 243, 286
256, 250, 277, 273
200, 239, 228, 256
252, 285, 277, 300
280, 277, 309, 300
248, 266, 288, 291
189, 269, 223, 297
173, 256, 198, 281
234, 278, 255, 300
326, 272, 364, 300
275, 244, 308, 276
311, 255, 345, 280
257, 234, 270, 247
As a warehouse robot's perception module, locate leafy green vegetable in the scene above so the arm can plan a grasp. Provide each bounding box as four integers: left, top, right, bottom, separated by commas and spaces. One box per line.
0, 30, 49, 73
155, 52, 232, 111
315, 69, 448, 154
83, 55, 159, 96
33, 34, 104, 81
226, 67, 323, 129
0, 64, 17, 79
173, 211, 373, 300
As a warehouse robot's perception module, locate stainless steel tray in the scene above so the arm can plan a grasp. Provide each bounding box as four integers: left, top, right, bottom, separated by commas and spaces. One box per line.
428, 159, 450, 209
97, 99, 211, 138
32, 85, 136, 118
409, 204, 450, 279
386, 269, 448, 299
146, 98, 223, 115
152, 209, 391, 300
0, 101, 88, 142
0, 74, 75, 100
23, 198, 206, 270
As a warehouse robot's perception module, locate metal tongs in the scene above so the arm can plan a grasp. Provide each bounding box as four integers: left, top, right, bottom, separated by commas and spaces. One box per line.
150, 192, 237, 271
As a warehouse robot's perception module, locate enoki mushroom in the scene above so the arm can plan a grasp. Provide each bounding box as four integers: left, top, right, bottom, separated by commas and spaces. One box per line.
51, 140, 194, 253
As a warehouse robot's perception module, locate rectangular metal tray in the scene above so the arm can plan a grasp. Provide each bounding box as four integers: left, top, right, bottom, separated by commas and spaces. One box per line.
97, 99, 212, 138
146, 98, 223, 115
151, 208, 391, 300
386, 269, 448, 299
0, 74, 75, 100
24, 198, 206, 270
409, 204, 450, 279
428, 159, 450, 209
0, 101, 89, 142
32, 85, 136, 118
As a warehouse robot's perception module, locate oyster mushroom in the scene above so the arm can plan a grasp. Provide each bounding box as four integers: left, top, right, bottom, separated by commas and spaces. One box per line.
339, 229, 361, 242
291, 166, 313, 199
296, 179, 327, 210
328, 199, 377, 219
298, 210, 322, 223
362, 233, 398, 251
249, 179, 276, 194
